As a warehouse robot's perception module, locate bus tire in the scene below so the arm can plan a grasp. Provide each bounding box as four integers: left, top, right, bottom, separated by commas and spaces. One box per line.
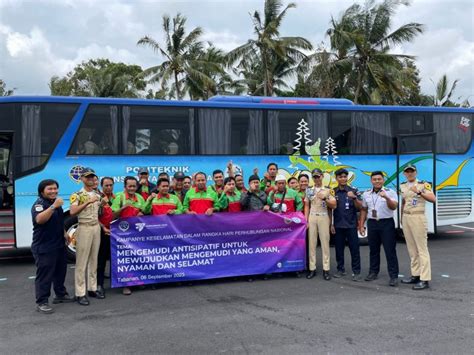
64, 214, 78, 263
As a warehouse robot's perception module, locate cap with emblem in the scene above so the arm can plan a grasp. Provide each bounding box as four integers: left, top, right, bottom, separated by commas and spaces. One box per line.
311, 168, 323, 177
403, 164, 417, 172
275, 174, 287, 182
248, 174, 260, 183
138, 167, 149, 175
174, 171, 185, 179
335, 168, 349, 176
81, 167, 97, 178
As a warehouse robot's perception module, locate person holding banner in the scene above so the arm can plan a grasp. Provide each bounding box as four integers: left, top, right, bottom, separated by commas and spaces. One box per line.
183, 172, 220, 215
240, 175, 270, 212
267, 175, 303, 213
144, 178, 183, 215
219, 177, 242, 212
111, 176, 146, 219
304, 168, 336, 281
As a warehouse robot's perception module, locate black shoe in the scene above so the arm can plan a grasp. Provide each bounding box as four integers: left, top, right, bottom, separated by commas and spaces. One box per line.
53, 293, 75, 304
36, 303, 54, 314
323, 271, 331, 281
389, 278, 398, 287
352, 273, 362, 282
87, 290, 105, 299
333, 270, 346, 278
365, 273, 378, 281
413, 281, 429, 290
306, 270, 317, 279
96, 285, 106, 298
76, 296, 90, 306
401, 276, 420, 284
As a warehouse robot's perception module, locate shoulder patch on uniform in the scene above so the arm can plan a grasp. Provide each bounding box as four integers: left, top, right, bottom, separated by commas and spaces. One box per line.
329, 189, 335, 196
424, 182, 432, 190
70, 194, 77, 203
34, 204, 44, 212
401, 182, 407, 185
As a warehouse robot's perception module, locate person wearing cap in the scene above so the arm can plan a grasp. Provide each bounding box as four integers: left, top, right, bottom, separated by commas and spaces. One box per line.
183, 172, 220, 215
268, 174, 303, 213
304, 168, 336, 280
169, 171, 188, 202
69, 167, 104, 305
359, 171, 399, 287
400, 164, 436, 290
210, 169, 225, 198
331, 168, 363, 281
219, 177, 242, 212
241, 175, 270, 211
144, 178, 183, 215
136, 167, 156, 200
260, 163, 278, 194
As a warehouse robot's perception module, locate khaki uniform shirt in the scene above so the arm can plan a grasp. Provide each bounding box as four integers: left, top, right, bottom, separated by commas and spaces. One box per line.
70, 188, 101, 224
401, 180, 432, 214
306, 186, 335, 215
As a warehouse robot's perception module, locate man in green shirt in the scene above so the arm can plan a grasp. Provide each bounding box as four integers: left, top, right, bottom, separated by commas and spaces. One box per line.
267, 174, 303, 213
183, 172, 220, 215
219, 177, 242, 212
144, 178, 183, 215
210, 169, 225, 198
260, 162, 278, 194
111, 176, 146, 219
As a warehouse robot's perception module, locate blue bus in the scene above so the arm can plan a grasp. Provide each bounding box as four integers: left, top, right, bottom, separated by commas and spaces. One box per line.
0, 95, 472, 258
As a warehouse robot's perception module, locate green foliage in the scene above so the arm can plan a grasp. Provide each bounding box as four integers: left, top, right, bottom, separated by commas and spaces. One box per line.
0, 80, 14, 96
49, 59, 145, 97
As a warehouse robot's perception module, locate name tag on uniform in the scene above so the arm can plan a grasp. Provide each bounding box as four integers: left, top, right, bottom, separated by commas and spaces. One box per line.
345, 202, 350, 210
372, 210, 378, 219
412, 198, 418, 206
321, 201, 326, 208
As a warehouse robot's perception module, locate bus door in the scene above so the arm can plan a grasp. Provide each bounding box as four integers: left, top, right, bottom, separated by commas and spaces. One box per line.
397, 132, 437, 234
0, 132, 14, 249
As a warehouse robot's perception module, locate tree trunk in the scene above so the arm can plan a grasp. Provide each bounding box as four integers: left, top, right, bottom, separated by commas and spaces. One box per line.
174, 71, 180, 100
354, 68, 363, 104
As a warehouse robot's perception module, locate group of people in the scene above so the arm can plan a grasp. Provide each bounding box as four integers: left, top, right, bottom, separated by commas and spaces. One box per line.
31, 162, 436, 314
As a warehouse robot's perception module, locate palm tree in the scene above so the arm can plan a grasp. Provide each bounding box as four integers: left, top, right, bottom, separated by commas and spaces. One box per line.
324, 0, 424, 104
137, 13, 219, 100
432, 74, 459, 107
227, 0, 312, 96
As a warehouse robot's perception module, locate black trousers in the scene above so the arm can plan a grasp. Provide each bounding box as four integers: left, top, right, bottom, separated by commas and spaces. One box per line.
97, 229, 111, 287
32, 247, 68, 304
367, 218, 399, 279
335, 227, 361, 274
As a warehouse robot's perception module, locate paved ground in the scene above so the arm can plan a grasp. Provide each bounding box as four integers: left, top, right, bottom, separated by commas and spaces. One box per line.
1, 229, 473, 354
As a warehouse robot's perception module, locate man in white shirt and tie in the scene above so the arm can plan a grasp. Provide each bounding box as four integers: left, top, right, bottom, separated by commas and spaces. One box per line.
359, 171, 400, 287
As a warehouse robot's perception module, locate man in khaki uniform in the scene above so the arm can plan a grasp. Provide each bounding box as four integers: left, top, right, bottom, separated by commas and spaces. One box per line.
400, 164, 436, 290
304, 168, 337, 280
70, 167, 104, 305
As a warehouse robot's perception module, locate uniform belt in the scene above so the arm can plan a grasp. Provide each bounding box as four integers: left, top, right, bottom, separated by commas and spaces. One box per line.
78, 220, 99, 226
310, 212, 328, 216
368, 217, 393, 221
403, 211, 424, 215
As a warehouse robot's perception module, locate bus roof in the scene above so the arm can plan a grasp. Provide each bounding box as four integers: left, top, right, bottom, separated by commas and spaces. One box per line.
1, 95, 473, 113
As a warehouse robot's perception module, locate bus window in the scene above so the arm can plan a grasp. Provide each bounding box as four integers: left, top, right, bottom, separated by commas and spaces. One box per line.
123, 106, 194, 155
331, 112, 352, 154
21, 103, 78, 173
197, 109, 264, 154
70, 105, 118, 155
351, 112, 393, 154
393, 112, 433, 153
434, 113, 472, 153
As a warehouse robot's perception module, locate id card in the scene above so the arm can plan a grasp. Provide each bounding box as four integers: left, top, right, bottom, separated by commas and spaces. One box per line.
372, 210, 378, 219
412, 198, 418, 206
321, 201, 326, 208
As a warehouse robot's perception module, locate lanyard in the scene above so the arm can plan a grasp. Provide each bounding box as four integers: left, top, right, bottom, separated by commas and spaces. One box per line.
371, 190, 381, 210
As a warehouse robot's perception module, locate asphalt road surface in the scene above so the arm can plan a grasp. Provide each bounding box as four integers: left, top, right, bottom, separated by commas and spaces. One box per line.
1, 228, 473, 354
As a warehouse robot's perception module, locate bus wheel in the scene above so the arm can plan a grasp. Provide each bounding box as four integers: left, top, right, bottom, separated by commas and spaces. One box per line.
64, 215, 78, 263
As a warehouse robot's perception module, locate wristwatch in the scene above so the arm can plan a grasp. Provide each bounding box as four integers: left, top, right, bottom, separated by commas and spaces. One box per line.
49, 205, 55, 210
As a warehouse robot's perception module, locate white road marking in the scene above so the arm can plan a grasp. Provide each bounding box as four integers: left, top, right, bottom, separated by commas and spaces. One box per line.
441, 274, 450, 278
0, 278, 7, 281
451, 224, 474, 231
28, 276, 36, 279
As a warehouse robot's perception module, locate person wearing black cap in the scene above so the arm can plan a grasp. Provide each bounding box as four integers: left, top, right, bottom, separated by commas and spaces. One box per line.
304, 168, 336, 280
169, 171, 188, 202
137, 167, 156, 200
31, 179, 74, 313
240, 175, 270, 211
400, 164, 436, 290
69, 167, 104, 305
331, 168, 363, 281
359, 171, 399, 287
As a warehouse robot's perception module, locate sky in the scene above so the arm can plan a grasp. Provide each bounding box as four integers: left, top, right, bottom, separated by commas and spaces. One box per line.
0, 0, 472, 101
